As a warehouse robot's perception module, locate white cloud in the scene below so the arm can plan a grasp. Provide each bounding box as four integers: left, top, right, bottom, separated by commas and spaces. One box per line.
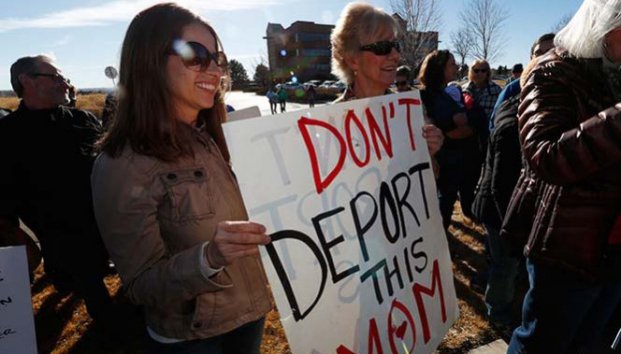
230, 53, 262, 60
48, 35, 72, 48
0, 0, 287, 32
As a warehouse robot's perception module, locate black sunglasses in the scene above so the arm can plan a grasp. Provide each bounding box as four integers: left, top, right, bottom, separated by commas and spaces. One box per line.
473, 68, 489, 74
169, 40, 228, 72
359, 40, 401, 55
30, 72, 69, 83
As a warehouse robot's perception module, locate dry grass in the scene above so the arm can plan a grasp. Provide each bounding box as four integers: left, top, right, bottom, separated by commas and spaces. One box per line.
0, 96, 19, 111
0, 93, 106, 117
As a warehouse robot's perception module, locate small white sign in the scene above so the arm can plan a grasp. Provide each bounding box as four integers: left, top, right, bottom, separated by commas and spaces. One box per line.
227, 106, 261, 122
0, 246, 37, 354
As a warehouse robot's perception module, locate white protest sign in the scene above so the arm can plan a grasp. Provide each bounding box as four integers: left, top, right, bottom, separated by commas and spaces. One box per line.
223, 91, 458, 354
0, 246, 37, 354
227, 105, 261, 122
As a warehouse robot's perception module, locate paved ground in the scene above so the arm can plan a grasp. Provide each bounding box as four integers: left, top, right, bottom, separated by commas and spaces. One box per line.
468, 339, 507, 354
225, 90, 326, 117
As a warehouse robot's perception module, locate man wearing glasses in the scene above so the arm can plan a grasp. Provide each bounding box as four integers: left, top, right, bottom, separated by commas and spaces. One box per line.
0, 55, 116, 328
395, 65, 413, 92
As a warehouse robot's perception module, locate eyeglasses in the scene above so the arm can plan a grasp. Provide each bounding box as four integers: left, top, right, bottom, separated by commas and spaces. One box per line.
359, 40, 401, 55
168, 40, 228, 72
396, 80, 409, 86
30, 73, 69, 83
472, 68, 489, 74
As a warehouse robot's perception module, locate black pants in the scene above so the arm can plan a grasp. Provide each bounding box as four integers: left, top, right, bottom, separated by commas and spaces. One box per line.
436, 146, 482, 230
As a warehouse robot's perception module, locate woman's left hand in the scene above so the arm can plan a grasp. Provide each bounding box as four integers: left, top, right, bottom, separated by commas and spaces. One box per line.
422, 124, 444, 156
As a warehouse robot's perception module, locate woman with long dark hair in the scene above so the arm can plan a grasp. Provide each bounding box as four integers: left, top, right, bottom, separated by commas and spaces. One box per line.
418, 49, 483, 231
91, 4, 272, 353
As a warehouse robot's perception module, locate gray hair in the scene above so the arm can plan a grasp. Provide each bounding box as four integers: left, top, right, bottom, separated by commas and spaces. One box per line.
10, 55, 54, 97
331, 2, 400, 85
555, 0, 621, 58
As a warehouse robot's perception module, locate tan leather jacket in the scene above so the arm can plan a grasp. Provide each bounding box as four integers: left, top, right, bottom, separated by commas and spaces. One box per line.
91, 127, 271, 340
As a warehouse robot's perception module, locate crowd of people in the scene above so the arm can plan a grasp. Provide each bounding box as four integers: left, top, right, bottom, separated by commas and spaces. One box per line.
0, 1, 620, 354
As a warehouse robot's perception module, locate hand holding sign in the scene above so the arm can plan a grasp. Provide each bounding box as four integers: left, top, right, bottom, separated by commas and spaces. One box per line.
421, 124, 444, 156
206, 221, 271, 268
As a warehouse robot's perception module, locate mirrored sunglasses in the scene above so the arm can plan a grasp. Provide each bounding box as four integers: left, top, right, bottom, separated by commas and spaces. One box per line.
359, 40, 401, 56
169, 40, 228, 72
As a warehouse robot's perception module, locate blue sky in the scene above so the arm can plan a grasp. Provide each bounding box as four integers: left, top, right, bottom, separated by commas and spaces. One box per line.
0, 0, 582, 90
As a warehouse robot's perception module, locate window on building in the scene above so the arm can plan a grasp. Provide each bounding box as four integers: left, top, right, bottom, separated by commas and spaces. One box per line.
297, 32, 330, 42
302, 49, 331, 57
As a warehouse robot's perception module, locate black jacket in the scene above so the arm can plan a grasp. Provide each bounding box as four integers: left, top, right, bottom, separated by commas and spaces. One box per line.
0, 102, 108, 274
472, 95, 521, 228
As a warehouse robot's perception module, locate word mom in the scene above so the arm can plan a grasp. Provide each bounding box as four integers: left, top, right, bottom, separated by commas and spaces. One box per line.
336, 260, 448, 354
298, 98, 421, 194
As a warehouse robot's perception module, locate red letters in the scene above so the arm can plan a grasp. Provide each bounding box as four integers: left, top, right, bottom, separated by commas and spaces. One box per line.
366, 107, 393, 160
345, 110, 371, 167
397, 98, 421, 152
298, 117, 347, 194
388, 299, 416, 354
412, 259, 447, 344
333, 259, 448, 354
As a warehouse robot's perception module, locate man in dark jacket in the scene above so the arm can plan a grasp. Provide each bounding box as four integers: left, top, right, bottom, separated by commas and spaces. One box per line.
471, 95, 522, 326
0, 55, 113, 324
472, 33, 556, 327
502, 3, 621, 352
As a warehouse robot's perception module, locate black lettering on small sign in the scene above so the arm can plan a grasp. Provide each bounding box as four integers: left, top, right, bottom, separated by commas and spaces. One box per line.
0, 327, 17, 340
0, 297, 12, 306
0, 269, 4, 282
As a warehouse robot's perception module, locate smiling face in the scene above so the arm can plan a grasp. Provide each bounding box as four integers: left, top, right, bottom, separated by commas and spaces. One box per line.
167, 22, 224, 124
470, 62, 490, 87
348, 27, 400, 97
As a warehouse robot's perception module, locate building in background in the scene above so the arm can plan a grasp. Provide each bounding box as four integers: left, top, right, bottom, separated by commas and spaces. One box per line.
264, 21, 335, 83
392, 14, 439, 74
264, 15, 438, 84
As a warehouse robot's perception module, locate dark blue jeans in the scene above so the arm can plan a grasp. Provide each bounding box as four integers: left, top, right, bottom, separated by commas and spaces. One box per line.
483, 223, 521, 325
146, 318, 265, 354
508, 259, 621, 354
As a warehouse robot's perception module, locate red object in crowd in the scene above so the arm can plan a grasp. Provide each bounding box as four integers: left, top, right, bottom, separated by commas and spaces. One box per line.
462, 92, 474, 110
608, 213, 621, 245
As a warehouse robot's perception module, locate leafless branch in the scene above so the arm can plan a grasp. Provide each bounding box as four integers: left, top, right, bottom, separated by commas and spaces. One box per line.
390, 0, 443, 69
459, 0, 509, 63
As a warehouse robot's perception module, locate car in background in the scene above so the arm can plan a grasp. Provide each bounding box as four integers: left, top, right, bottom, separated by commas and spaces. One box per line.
303, 80, 322, 88
282, 81, 304, 90
330, 81, 346, 92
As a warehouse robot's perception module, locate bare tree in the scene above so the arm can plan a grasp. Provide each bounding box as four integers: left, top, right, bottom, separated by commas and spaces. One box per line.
551, 12, 573, 33
390, 0, 443, 69
450, 28, 474, 68
459, 0, 509, 62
